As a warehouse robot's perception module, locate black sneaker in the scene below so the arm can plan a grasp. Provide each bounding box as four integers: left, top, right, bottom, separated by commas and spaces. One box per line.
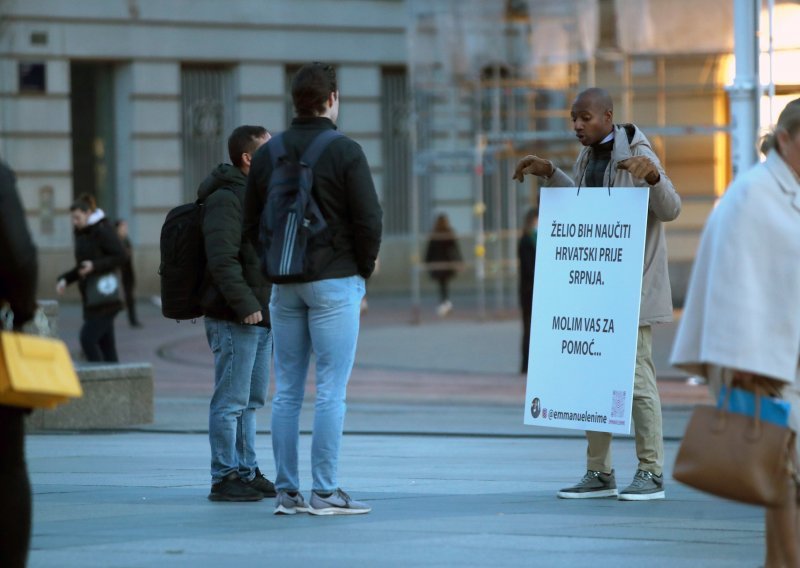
557, 469, 618, 499
208, 472, 264, 502
618, 469, 665, 501
246, 468, 276, 498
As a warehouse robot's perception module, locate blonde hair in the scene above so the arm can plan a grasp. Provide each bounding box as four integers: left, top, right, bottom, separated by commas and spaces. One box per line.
760, 98, 800, 155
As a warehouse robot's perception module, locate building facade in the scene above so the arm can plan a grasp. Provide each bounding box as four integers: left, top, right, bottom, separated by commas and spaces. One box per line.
2, 0, 794, 307
1, 0, 406, 299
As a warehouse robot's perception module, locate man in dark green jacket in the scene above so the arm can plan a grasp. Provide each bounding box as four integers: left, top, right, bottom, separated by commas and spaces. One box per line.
200, 125, 276, 502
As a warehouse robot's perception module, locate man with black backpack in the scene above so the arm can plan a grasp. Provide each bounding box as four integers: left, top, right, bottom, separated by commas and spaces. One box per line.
244, 62, 382, 515
199, 125, 276, 502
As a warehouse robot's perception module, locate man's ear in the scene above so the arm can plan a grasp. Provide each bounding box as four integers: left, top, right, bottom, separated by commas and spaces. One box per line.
241, 152, 252, 169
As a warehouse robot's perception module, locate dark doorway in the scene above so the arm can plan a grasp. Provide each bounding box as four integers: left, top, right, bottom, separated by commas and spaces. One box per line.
70, 62, 116, 216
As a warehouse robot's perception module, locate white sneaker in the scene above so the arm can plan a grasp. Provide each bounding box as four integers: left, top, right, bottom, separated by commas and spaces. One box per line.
308, 489, 371, 516
274, 490, 309, 515
436, 300, 453, 317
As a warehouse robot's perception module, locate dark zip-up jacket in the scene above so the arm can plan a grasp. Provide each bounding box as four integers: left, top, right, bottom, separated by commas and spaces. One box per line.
243, 116, 382, 281
0, 161, 38, 330
58, 216, 126, 319
198, 163, 271, 326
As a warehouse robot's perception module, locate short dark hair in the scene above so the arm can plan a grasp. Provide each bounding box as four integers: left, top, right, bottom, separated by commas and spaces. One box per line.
70, 193, 96, 213
228, 125, 268, 167
291, 62, 337, 117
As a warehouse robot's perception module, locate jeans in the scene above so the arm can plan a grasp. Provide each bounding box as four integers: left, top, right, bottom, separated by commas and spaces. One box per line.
205, 317, 272, 483
80, 313, 118, 362
270, 275, 364, 493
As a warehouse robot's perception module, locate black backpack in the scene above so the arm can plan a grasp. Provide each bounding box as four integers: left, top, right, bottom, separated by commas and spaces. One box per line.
158, 200, 206, 320
258, 129, 343, 283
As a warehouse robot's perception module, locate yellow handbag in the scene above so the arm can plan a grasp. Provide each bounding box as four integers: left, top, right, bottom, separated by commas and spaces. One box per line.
0, 306, 83, 409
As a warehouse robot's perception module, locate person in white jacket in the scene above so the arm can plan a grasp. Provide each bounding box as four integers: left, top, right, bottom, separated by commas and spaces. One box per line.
671, 98, 800, 567
514, 88, 681, 501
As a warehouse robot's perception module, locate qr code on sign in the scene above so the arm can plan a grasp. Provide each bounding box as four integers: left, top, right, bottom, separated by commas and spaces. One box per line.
611, 390, 626, 418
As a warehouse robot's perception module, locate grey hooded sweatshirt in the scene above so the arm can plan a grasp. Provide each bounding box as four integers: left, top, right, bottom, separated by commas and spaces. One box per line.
545, 123, 682, 325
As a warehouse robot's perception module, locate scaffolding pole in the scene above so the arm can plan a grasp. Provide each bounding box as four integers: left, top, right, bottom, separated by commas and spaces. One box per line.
409, 92, 422, 325
729, 0, 759, 177
474, 133, 487, 321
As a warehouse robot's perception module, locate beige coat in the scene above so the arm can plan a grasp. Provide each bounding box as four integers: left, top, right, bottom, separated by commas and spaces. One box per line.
670, 150, 800, 384
546, 123, 682, 325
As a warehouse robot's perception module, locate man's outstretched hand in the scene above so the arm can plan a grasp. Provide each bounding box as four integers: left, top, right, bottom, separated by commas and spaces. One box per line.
618, 156, 660, 185
513, 155, 554, 182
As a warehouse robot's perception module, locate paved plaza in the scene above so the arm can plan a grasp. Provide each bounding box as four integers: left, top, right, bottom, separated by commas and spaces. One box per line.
25, 296, 764, 568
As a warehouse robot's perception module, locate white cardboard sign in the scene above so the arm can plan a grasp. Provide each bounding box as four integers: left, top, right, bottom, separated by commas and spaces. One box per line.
523, 187, 649, 434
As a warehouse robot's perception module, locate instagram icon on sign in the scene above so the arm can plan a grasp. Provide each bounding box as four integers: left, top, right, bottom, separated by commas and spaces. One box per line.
530, 397, 542, 418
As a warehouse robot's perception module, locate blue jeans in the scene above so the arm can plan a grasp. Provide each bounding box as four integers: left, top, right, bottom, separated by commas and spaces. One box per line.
205, 317, 272, 484
270, 275, 365, 493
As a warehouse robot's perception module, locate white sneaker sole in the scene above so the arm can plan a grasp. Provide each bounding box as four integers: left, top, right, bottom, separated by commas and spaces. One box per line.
557, 488, 618, 499
618, 490, 665, 501
274, 505, 309, 515
308, 506, 371, 516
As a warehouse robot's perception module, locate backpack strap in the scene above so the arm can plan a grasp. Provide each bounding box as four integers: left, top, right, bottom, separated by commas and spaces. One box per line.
624, 124, 635, 144
300, 129, 344, 168
267, 133, 287, 169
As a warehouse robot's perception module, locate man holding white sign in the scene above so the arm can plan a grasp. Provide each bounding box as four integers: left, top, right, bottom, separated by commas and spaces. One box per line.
513, 88, 681, 501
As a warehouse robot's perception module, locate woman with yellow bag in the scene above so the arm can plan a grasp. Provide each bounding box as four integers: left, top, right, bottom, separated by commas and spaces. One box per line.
0, 158, 39, 567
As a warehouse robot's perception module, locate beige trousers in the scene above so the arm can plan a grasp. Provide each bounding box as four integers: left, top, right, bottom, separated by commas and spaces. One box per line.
586, 326, 664, 475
